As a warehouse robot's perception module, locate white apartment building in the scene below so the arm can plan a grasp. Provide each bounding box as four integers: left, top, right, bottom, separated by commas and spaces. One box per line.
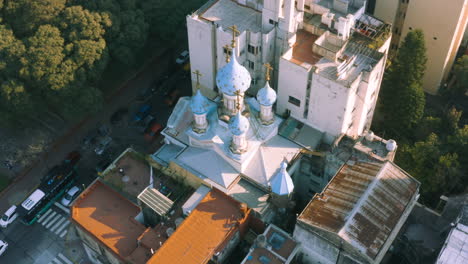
373, 0, 468, 94
187, 0, 391, 143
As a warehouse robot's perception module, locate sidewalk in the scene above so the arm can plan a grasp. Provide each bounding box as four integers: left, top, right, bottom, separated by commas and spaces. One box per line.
0, 48, 172, 213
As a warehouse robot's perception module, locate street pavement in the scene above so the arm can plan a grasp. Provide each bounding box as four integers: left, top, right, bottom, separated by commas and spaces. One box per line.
0, 203, 82, 264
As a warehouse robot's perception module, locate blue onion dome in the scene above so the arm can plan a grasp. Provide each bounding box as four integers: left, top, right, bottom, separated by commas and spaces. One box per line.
190, 89, 209, 115
215, 47, 251, 96
229, 111, 250, 136
256, 81, 277, 106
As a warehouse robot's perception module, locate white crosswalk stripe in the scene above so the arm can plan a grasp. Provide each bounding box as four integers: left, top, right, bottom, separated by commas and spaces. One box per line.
37, 209, 53, 224
58, 253, 73, 264
50, 217, 66, 233
55, 221, 70, 235
60, 229, 68, 238
54, 202, 70, 214
45, 214, 62, 229
40, 211, 57, 225
39, 206, 71, 238
48, 253, 73, 264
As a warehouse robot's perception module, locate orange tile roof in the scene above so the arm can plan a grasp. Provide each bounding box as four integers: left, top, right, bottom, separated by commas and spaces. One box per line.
71, 180, 151, 263
148, 188, 249, 264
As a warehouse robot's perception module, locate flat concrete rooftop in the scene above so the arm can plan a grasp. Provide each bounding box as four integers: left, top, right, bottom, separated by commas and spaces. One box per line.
199, 0, 262, 33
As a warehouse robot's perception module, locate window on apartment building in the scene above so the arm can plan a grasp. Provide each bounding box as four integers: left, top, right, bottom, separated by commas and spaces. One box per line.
288, 96, 301, 107
247, 60, 255, 70
409, 27, 413, 30
248, 45, 261, 55
251, 78, 258, 86
305, 5, 311, 10
240, 49, 245, 56
433, 37, 438, 40
248, 44, 259, 55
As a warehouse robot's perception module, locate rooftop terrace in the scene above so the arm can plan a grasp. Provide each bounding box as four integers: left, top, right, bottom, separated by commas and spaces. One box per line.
102, 149, 151, 198
290, 30, 321, 66
71, 180, 156, 263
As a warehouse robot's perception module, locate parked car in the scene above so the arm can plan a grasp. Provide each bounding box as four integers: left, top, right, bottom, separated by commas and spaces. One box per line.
144, 122, 163, 141
61, 186, 82, 207
110, 108, 128, 125
94, 136, 112, 155
97, 124, 110, 136
0, 240, 7, 256
164, 88, 181, 107
82, 130, 99, 148
137, 85, 156, 101
64, 151, 81, 166
0, 205, 18, 228
133, 104, 151, 122
175, 50, 189, 65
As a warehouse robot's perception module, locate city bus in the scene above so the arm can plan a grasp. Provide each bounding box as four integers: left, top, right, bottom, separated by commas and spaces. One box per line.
17, 164, 77, 225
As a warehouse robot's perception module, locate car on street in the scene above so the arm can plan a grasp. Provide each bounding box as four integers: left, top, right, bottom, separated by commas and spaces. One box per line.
94, 136, 112, 155
64, 151, 81, 166
0, 240, 8, 256
110, 108, 129, 125
82, 130, 99, 148
133, 104, 151, 122
0, 205, 18, 228
144, 122, 163, 141
61, 186, 82, 207
175, 50, 189, 65
164, 88, 181, 107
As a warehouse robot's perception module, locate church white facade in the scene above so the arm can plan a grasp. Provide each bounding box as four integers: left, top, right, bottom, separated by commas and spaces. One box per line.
186, 0, 391, 143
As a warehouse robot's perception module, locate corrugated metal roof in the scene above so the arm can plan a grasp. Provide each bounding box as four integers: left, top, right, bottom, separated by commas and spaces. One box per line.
137, 187, 173, 216
298, 161, 420, 260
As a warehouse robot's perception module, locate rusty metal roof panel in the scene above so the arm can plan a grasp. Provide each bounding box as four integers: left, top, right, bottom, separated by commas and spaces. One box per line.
298, 161, 420, 260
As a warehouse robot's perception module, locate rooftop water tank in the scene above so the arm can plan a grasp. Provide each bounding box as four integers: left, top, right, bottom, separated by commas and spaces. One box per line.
386, 139, 397, 152
365, 131, 375, 142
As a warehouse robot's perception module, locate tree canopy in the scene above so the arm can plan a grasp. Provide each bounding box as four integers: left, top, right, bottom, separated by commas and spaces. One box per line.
379, 30, 427, 139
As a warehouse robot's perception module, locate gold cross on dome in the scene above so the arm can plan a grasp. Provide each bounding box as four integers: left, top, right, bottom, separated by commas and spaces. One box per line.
234, 89, 244, 110
264, 63, 273, 81
228, 25, 240, 48
223, 45, 231, 63
192, 70, 202, 89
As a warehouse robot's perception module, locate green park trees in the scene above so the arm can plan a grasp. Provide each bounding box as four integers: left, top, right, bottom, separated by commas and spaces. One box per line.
376, 30, 467, 206
0, 0, 206, 127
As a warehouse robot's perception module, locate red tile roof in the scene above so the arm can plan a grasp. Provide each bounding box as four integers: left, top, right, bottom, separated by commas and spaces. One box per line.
71, 180, 155, 263
148, 188, 250, 264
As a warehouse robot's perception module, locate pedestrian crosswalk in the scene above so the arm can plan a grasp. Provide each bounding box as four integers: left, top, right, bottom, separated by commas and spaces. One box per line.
48, 253, 73, 264
37, 207, 70, 238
